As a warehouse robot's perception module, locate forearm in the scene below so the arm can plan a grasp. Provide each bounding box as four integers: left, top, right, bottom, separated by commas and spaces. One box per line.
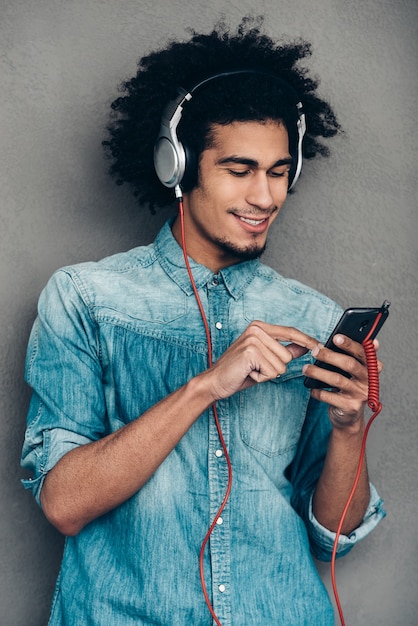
312, 417, 370, 534
305, 334, 383, 535
41, 373, 215, 536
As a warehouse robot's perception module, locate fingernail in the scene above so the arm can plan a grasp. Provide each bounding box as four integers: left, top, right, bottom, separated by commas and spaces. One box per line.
333, 334, 344, 345
311, 343, 323, 357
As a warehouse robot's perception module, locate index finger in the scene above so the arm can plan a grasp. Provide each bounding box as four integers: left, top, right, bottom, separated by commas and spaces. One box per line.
251, 321, 319, 352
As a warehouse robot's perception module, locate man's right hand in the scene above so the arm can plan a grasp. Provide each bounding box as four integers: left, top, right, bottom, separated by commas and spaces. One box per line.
202, 320, 318, 401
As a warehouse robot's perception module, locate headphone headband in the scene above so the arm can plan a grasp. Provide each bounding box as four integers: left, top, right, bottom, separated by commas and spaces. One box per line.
154, 69, 306, 192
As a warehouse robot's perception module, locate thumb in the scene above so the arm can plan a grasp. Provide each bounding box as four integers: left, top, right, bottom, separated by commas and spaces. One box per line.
286, 343, 309, 360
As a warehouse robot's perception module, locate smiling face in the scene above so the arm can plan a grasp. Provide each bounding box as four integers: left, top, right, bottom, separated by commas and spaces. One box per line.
172, 120, 291, 272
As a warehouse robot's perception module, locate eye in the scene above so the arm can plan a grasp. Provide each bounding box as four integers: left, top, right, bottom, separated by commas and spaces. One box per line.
269, 168, 290, 178
228, 169, 251, 177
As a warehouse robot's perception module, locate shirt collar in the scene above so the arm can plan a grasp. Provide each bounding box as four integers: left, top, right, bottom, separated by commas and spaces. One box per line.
154, 219, 260, 300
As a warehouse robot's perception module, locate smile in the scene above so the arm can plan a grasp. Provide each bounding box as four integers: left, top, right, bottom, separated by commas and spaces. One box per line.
231, 213, 272, 235
238, 216, 268, 226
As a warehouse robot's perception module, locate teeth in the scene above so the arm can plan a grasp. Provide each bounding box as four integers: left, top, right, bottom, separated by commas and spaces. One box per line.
239, 217, 265, 225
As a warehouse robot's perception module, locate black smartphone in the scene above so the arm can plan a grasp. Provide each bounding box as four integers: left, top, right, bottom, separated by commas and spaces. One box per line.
303, 300, 390, 389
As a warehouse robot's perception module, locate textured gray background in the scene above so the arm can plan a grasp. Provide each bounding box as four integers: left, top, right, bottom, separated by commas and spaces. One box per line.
1, 1, 417, 624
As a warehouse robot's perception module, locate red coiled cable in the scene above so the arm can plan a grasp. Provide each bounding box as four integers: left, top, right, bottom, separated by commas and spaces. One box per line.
331, 313, 383, 626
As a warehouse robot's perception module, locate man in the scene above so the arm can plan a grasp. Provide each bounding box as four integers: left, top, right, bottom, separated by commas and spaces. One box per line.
21, 17, 385, 625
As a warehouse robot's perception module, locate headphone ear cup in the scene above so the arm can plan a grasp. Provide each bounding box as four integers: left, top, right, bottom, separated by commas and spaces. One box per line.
179, 143, 198, 192
287, 152, 297, 189
154, 136, 185, 188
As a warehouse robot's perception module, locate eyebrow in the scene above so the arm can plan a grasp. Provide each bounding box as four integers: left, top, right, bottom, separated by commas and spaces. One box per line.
216, 156, 293, 168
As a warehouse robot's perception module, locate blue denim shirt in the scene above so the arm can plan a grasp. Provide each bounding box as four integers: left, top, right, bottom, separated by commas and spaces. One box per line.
21, 220, 385, 625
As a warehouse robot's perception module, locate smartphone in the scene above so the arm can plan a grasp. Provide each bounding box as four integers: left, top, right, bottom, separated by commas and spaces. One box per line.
303, 300, 390, 389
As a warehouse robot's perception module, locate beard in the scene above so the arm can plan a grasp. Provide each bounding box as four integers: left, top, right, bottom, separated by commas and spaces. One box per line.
213, 236, 267, 262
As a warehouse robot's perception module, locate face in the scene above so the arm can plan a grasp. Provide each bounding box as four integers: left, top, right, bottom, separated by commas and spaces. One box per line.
172, 120, 291, 272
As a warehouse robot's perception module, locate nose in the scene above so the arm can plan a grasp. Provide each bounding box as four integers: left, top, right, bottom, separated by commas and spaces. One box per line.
245, 172, 280, 211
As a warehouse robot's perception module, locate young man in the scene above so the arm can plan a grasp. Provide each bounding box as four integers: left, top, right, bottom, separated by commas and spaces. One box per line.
21, 18, 385, 625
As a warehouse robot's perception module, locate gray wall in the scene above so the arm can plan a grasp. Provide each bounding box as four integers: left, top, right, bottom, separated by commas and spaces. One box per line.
1, 1, 417, 624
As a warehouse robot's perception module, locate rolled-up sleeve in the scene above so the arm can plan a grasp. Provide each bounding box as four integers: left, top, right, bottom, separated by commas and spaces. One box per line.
307, 483, 386, 561
21, 426, 93, 506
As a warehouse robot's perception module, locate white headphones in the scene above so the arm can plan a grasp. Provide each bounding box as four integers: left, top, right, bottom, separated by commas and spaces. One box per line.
154, 69, 306, 193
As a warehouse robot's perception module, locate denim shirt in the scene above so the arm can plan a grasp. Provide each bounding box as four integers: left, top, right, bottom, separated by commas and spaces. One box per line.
21, 220, 385, 626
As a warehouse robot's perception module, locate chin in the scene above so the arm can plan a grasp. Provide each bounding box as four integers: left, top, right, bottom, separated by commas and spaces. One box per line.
217, 238, 267, 262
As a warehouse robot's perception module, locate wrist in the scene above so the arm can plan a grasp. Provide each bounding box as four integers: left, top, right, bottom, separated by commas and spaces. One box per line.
330, 412, 366, 436
329, 404, 366, 431
186, 370, 219, 409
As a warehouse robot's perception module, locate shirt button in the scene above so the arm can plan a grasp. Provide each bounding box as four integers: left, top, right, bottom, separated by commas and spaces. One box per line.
212, 277, 219, 286
215, 449, 223, 458
218, 584, 226, 593
215, 321, 223, 330
216, 517, 223, 525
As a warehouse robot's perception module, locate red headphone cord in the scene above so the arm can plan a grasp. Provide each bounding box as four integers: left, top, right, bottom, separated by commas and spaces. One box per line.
177, 192, 232, 626
330, 312, 384, 626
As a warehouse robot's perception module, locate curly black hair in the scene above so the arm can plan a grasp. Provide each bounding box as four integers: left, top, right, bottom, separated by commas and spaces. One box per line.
103, 16, 341, 212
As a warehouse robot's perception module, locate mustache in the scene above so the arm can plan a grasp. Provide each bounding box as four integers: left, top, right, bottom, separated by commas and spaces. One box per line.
227, 207, 278, 217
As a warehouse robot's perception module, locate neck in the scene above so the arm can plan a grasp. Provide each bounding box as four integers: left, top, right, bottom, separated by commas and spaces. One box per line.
171, 215, 238, 273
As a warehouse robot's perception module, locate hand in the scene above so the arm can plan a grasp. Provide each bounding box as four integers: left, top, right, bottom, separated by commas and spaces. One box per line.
203, 321, 318, 402
303, 334, 383, 428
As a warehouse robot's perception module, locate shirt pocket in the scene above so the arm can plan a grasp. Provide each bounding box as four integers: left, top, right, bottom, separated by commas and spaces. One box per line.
238, 354, 311, 457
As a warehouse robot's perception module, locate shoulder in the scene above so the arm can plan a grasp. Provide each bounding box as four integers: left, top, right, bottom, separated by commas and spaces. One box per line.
66, 241, 157, 279
39, 242, 158, 312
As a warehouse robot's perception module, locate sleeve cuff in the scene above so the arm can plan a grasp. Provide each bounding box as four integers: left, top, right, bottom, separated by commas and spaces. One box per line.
307, 483, 386, 561
21, 428, 93, 507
